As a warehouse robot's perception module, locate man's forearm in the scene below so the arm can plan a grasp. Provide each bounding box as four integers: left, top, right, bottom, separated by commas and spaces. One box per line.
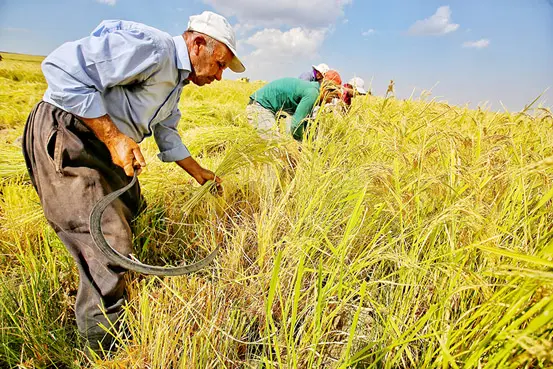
79, 114, 122, 145
290, 118, 304, 141
79, 114, 146, 176
176, 156, 203, 177
176, 156, 221, 187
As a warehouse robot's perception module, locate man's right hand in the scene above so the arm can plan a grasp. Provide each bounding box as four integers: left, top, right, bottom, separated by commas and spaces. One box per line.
105, 133, 147, 176
79, 114, 146, 177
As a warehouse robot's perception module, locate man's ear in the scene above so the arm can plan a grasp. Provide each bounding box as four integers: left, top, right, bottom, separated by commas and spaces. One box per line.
192, 34, 207, 55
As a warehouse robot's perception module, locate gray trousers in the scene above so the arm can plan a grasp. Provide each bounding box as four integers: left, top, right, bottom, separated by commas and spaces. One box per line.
246, 101, 292, 139
22, 102, 143, 352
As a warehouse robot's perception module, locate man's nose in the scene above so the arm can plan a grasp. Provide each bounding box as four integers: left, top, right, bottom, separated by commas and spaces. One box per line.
215, 68, 223, 81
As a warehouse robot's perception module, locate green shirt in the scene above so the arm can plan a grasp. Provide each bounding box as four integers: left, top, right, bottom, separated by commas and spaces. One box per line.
250, 78, 320, 140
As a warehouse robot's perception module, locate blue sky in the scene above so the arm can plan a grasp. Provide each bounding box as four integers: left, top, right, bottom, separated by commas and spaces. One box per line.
0, 0, 552, 110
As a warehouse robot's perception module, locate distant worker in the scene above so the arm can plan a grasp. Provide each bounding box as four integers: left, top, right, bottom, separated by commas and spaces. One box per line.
247, 71, 342, 141
341, 77, 368, 107
298, 63, 330, 82
349, 77, 368, 96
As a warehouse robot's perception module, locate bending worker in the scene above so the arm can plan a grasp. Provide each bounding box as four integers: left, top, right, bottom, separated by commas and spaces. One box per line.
247, 71, 342, 141
22, 11, 244, 356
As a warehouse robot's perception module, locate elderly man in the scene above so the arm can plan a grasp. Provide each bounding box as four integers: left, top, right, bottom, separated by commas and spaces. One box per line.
22, 11, 244, 356
298, 63, 330, 82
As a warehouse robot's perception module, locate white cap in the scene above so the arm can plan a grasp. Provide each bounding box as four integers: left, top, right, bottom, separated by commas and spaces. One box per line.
187, 11, 245, 73
349, 77, 367, 94
312, 63, 330, 75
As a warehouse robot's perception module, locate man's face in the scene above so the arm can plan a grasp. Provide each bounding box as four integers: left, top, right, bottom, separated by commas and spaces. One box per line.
188, 37, 233, 86
314, 70, 324, 81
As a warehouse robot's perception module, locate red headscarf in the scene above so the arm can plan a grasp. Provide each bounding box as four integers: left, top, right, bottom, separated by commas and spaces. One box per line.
323, 70, 342, 85
342, 83, 353, 106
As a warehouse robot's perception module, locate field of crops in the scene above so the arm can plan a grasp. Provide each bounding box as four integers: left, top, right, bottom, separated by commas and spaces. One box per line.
1, 52, 553, 368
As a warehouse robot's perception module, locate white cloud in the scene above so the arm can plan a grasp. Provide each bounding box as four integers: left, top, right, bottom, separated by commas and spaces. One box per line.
96, 0, 116, 5
201, 0, 351, 28
233, 23, 258, 36
408, 6, 459, 36
462, 39, 490, 49
207, 1, 349, 80
238, 27, 327, 80
362, 29, 375, 37
245, 27, 326, 60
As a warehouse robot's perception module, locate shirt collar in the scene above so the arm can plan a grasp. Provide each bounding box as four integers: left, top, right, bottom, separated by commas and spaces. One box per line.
172, 35, 191, 72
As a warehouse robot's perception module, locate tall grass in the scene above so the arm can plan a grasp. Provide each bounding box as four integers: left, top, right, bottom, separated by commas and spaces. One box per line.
0, 53, 45, 132
0, 52, 552, 368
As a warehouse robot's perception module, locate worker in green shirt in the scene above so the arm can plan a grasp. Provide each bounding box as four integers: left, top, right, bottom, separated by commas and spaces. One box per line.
247, 70, 342, 141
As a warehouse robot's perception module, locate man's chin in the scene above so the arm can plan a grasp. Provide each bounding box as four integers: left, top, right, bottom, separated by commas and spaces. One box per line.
190, 78, 213, 86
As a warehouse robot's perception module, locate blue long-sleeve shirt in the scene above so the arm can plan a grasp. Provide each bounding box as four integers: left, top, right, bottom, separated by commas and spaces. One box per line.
42, 20, 192, 162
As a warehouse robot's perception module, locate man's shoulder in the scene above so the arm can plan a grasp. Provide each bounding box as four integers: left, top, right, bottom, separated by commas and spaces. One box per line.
303, 80, 320, 91
91, 20, 174, 47
274, 77, 311, 86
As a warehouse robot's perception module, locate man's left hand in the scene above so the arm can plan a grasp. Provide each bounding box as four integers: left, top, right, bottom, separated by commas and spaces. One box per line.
194, 167, 223, 195
176, 157, 223, 195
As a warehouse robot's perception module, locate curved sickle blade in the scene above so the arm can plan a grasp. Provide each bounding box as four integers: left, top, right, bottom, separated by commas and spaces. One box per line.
90, 172, 219, 276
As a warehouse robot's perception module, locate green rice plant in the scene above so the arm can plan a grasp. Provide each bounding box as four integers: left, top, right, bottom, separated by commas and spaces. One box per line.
0, 53, 552, 368
0, 53, 46, 130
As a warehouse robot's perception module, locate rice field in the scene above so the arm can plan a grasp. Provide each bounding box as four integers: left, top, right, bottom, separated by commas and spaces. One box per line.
1, 51, 553, 368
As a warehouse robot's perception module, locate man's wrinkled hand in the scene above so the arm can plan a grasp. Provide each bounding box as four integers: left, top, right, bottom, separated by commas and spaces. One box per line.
176, 157, 223, 195
193, 167, 223, 195
106, 133, 146, 176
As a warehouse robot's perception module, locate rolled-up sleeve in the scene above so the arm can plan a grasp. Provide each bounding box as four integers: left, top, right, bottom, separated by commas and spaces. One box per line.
153, 109, 191, 162
42, 21, 160, 118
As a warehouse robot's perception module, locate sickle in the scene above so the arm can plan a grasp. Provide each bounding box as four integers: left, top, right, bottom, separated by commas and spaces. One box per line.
89, 171, 218, 276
